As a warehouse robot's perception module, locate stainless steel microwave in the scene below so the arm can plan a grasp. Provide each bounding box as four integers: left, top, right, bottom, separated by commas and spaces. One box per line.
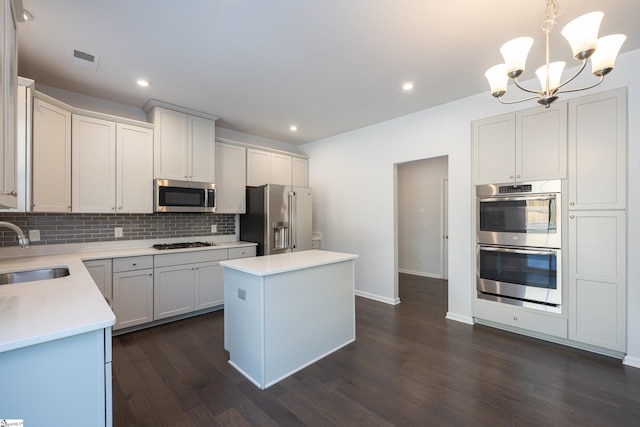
476, 180, 561, 249
154, 179, 215, 213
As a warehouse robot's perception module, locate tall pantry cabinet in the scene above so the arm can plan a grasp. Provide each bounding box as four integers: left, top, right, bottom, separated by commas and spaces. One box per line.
567, 88, 627, 352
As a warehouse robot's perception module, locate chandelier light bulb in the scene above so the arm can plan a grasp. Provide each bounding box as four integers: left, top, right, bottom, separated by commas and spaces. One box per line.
591, 34, 627, 76
561, 11, 603, 60
535, 61, 566, 92
485, 64, 508, 97
500, 37, 534, 78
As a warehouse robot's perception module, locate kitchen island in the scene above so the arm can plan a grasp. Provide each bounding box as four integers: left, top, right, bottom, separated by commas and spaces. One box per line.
221, 249, 358, 389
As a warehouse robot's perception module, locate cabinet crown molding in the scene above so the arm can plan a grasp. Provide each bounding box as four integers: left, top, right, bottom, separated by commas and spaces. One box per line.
144, 99, 219, 122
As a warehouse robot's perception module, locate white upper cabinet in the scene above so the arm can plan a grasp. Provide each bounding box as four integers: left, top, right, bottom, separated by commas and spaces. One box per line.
292, 157, 309, 188
151, 107, 187, 180
567, 88, 627, 210
0, 0, 19, 208
246, 148, 271, 186
72, 114, 153, 213
32, 97, 72, 212
516, 104, 567, 182
473, 102, 567, 184
473, 112, 515, 185
188, 115, 216, 182
215, 142, 246, 214
246, 147, 309, 187
146, 103, 217, 182
270, 152, 292, 185
72, 115, 116, 213
116, 123, 154, 213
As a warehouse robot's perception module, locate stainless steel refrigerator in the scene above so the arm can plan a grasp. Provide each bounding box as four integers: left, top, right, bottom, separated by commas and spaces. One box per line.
240, 184, 313, 256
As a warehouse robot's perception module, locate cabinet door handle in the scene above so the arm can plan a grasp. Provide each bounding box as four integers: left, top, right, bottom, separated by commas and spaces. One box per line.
132, 263, 137, 266
570, 202, 575, 206
570, 215, 575, 219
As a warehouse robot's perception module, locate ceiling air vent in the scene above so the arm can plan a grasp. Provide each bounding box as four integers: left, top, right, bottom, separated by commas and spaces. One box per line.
72, 49, 100, 71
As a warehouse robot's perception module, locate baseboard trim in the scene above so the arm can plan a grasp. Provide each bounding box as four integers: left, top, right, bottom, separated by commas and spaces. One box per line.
355, 290, 400, 305
623, 355, 640, 369
398, 269, 442, 279
446, 312, 474, 325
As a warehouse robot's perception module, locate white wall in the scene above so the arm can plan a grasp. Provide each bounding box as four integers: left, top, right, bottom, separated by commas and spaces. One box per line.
300, 49, 640, 365
397, 156, 448, 278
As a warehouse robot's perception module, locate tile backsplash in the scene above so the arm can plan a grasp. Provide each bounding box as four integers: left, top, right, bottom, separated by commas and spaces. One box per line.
0, 212, 235, 247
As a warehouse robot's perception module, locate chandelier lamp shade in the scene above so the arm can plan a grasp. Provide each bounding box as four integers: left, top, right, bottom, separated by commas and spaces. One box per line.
485, 0, 626, 107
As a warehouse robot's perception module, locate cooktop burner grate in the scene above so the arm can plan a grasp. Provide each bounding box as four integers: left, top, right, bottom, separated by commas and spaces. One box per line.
152, 241, 216, 250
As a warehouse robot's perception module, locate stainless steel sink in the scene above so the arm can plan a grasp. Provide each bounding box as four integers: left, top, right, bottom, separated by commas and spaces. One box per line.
0, 267, 70, 285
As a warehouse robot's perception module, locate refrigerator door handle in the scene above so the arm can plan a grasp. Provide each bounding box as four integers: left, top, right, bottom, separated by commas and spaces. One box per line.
288, 191, 296, 250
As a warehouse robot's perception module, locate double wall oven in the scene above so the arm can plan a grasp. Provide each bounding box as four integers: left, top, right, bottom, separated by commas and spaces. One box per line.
476, 180, 562, 313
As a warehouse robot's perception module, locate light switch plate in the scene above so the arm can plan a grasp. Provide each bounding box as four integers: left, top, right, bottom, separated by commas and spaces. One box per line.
211, 224, 217, 233
114, 227, 123, 238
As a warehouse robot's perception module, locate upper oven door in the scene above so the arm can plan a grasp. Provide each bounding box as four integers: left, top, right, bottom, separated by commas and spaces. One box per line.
477, 193, 561, 248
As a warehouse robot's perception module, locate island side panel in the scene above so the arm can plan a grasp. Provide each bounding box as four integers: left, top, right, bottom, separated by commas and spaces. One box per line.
263, 259, 356, 387
0, 329, 106, 425
224, 268, 265, 387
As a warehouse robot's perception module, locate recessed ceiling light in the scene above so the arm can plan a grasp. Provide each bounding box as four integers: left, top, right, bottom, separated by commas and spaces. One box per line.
290, 125, 298, 132
402, 82, 414, 91
136, 79, 151, 87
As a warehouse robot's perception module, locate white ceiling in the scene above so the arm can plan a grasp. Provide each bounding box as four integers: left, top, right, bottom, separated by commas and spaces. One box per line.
16, 0, 640, 145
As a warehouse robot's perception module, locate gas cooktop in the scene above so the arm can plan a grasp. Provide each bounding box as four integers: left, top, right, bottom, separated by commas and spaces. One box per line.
152, 241, 217, 250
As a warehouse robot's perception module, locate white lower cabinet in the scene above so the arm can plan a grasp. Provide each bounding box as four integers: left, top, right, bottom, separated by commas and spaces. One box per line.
194, 261, 225, 310
103, 247, 256, 332
154, 263, 196, 319
474, 298, 567, 339
112, 256, 154, 331
84, 258, 113, 302
153, 249, 228, 320
0, 328, 112, 426
568, 210, 626, 352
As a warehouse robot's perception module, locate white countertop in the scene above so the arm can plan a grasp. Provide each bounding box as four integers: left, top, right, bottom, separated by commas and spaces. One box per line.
0, 240, 256, 353
220, 249, 358, 276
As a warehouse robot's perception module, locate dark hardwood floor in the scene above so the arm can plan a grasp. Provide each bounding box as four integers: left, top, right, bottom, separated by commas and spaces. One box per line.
113, 274, 640, 426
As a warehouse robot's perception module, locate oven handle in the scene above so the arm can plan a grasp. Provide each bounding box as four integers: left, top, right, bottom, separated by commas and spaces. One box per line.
478, 194, 556, 203
479, 245, 558, 256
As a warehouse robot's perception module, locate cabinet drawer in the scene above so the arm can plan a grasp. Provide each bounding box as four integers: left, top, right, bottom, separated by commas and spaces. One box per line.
228, 246, 256, 259
113, 256, 153, 273
474, 298, 567, 339
154, 248, 228, 267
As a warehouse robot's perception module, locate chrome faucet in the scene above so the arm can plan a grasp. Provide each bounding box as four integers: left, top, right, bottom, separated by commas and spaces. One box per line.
0, 221, 31, 249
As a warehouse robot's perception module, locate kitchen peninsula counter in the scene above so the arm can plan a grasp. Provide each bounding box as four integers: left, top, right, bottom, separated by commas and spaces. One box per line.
221, 249, 358, 389
0, 239, 256, 353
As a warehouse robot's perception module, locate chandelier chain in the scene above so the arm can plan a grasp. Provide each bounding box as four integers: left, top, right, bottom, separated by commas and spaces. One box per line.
542, 0, 561, 33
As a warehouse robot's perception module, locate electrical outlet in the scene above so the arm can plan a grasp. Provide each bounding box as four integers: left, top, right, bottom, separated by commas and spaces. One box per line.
114, 227, 123, 238
211, 224, 217, 233
28, 229, 41, 242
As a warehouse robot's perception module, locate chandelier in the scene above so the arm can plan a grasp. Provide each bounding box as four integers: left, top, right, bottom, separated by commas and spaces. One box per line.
485, 0, 626, 107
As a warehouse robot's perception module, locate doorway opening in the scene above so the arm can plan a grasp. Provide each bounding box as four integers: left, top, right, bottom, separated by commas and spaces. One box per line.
395, 156, 449, 300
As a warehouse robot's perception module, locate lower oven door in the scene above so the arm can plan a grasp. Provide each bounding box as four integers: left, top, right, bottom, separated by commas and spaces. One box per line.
477, 245, 561, 311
